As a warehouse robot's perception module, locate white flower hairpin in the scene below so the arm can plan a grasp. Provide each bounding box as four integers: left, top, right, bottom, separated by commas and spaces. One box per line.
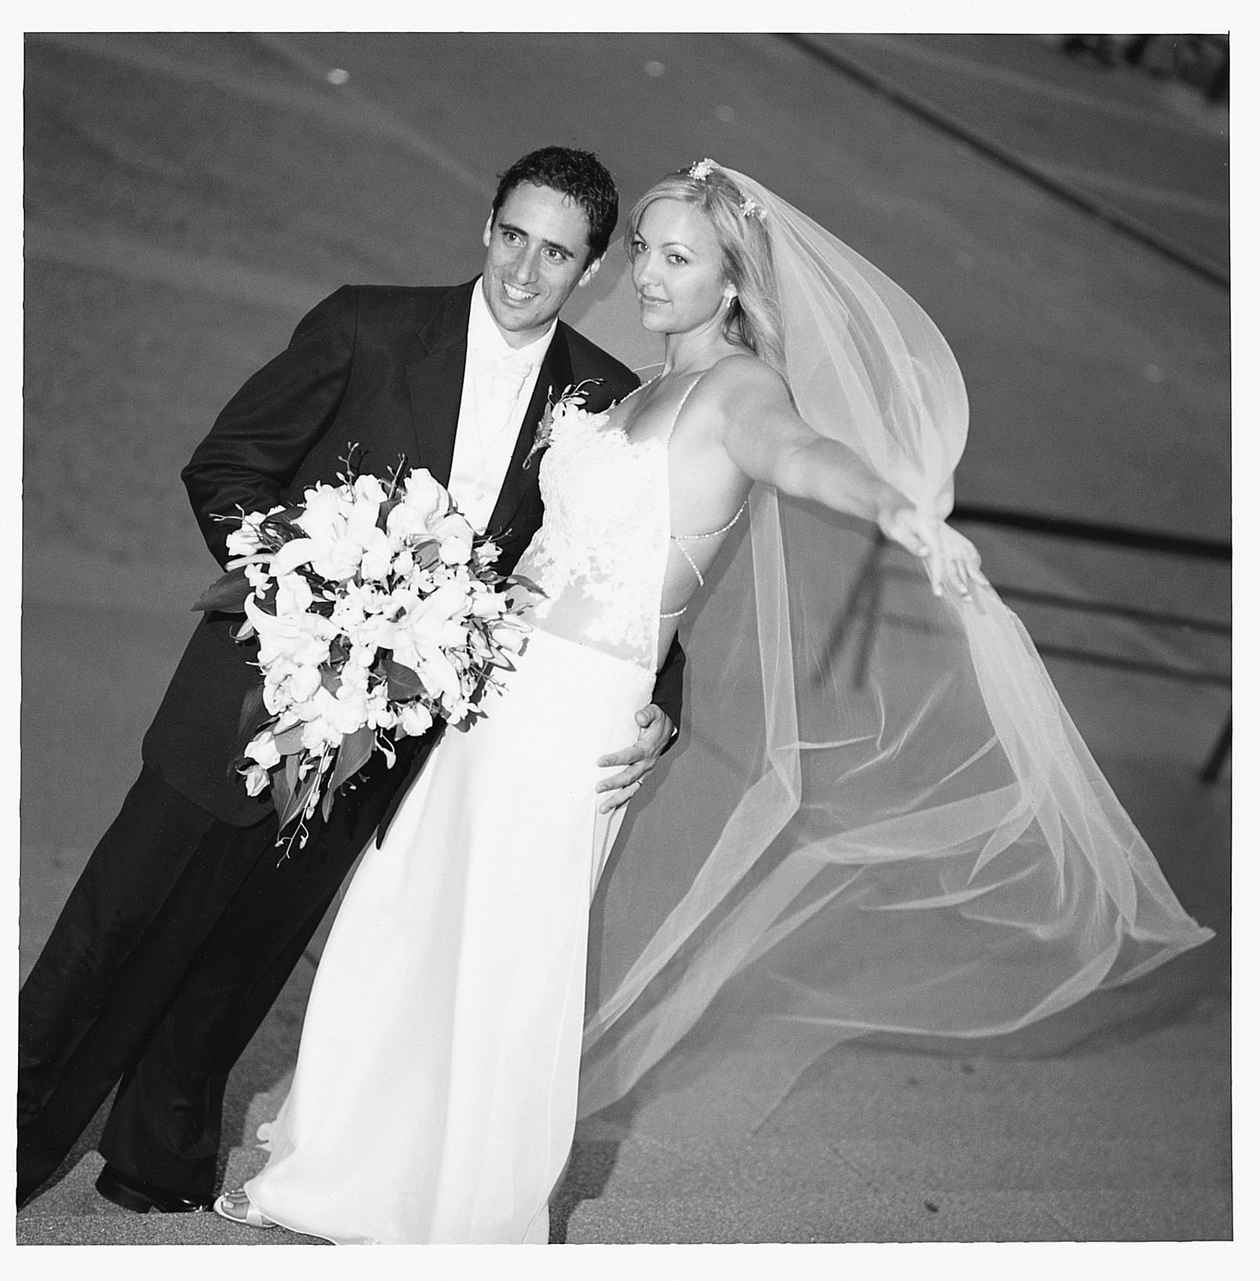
687, 159, 765, 221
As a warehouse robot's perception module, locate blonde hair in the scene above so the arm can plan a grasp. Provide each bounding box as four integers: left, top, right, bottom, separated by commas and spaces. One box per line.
624, 167, 786, 372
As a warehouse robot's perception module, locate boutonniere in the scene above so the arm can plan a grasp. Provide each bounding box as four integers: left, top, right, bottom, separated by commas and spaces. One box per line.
523, 378, 602, 469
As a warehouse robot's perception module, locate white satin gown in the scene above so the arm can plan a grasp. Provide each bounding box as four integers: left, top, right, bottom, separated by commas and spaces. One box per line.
243, 391, 685, 1243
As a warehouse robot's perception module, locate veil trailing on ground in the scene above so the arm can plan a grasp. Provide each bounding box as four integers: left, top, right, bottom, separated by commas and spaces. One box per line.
576, 163, 1211, 1122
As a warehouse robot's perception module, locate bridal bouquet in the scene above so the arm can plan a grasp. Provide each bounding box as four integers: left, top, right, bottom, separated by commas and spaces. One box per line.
193, 449, 537, 856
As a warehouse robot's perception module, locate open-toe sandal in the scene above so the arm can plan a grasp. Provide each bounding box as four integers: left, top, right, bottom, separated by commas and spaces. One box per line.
213, 1189, 277, 1230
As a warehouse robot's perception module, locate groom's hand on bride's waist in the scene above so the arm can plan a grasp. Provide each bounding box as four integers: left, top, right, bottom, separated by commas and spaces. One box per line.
595, 704, 674, 813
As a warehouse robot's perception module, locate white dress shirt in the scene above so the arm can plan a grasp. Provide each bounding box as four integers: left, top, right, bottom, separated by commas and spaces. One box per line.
448, 281, 556, 533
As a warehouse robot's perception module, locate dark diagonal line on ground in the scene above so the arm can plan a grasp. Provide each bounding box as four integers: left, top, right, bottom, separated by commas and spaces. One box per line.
778, 34, 1228, 289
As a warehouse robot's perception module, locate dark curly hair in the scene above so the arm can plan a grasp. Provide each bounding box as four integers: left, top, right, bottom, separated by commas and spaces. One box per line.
490, 146, 619, 265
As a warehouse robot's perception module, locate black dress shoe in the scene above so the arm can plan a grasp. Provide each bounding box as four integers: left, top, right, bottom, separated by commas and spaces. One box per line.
95, 1164, 212, 1214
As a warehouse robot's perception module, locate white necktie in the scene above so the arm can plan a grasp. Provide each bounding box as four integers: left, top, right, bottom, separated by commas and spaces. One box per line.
485, 350, 536, 402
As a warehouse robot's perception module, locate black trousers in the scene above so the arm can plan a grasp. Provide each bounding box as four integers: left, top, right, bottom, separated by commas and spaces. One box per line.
17, 746, 422, 1205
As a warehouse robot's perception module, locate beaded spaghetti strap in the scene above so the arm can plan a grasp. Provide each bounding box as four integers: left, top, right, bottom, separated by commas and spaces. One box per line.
658, 373, 747, 620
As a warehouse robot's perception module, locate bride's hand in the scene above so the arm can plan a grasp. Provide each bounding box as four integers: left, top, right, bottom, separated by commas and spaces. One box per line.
937, 524, 988, 601
877, 500, 987, 602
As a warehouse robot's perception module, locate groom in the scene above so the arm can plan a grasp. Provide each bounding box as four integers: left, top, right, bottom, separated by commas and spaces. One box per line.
18, 145, 683, 1211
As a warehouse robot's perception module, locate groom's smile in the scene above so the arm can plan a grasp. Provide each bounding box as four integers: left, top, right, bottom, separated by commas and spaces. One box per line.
480, 181, 602, 348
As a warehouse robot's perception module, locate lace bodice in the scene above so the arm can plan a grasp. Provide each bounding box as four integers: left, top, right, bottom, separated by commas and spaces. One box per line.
514, 393, 672, 672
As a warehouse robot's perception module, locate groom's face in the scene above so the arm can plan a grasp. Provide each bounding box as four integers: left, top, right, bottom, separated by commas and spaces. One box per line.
481, 182, 602, 349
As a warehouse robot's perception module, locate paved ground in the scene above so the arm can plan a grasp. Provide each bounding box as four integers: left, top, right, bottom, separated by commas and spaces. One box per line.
16, 32, 1232, 1255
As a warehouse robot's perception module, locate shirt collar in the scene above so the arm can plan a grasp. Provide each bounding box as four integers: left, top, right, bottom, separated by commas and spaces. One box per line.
468, 277, 557, 367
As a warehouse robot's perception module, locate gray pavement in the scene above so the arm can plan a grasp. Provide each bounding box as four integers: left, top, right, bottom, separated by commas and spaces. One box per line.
18, 33, 1230, 1247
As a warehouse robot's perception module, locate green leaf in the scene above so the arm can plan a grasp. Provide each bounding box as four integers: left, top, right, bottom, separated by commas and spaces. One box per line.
273, 725, 306, 756
377, 496, 400, 532
411, 540, 440, 569
383, 658, 424, 701
329, 725, 375, 793
192, 567, 251, 613
260, 513, 303, 541
506, 572, 546, 598
253, 580, 279, 615
236, 685, 267, 739
277, 764, 319, 832
271, 757, 295, 825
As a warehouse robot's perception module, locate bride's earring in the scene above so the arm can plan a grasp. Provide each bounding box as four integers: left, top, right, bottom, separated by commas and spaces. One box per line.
723, 286, 738, 308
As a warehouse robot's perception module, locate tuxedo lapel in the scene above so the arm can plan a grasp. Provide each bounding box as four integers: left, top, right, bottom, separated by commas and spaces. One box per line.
404, 282, 475, 486
484, 325, 575, 538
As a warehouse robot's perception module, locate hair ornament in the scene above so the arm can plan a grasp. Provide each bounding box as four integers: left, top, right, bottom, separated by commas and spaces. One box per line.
688, 157, 718, 181
739, 197, 767, 222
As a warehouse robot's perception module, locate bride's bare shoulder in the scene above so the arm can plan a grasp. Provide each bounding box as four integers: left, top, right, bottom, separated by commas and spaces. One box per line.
697, 352, 791, 412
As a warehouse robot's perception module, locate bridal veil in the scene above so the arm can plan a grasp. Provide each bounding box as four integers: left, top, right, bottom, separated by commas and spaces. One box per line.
577, 163, 1211, 1120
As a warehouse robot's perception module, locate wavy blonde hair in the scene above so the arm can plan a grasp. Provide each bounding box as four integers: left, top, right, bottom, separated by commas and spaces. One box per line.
624, 166, 786, 372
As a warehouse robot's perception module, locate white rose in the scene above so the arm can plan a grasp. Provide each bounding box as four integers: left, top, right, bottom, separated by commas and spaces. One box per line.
330, 598, 365, 635
442, 695, 472, 724
365, 687, 397, 730
346, 486, 383, 544
434, 512, 473, 540
433, 513, 474, 565
414, 649, 463, 710
396, 701, 434, 738
354, 612, 398, 655
471, 590, 505, 619
439, 537, 472, 566
289, 662, 323, 702
353, 473, 388, 505
309, 533, 366, 584
348, 642, 376, 670
274, 570, 314, 616
297, 484, 350, 544
243, 762, 271, 797
402, 469, 448, 529
331, 580, 384, 633
300, 715, 339, 752
385, 503, 427, 543
262, 666, 292, 715
337, 662, 369, 696
328, 686, 369, 735
358, 527, 395, 582
439, 618, 469, 648
263, 660, 323, 715
492, 620, 529, 655
244, 730, 281, 769
293, 689, 345, 746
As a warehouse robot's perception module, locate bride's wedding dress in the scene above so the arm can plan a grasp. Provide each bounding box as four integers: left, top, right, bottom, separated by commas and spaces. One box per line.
243, 384, 691, 1243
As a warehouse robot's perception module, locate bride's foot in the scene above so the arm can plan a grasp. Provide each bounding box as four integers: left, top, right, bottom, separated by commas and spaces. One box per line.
213, 1188, 277, 1230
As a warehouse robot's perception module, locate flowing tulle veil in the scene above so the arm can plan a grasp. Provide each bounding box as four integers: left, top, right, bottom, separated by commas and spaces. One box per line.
576, 163, 1212, 1122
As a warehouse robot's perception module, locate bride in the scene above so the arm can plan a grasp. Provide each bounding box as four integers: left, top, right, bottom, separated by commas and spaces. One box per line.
214, 161, 1211, 1243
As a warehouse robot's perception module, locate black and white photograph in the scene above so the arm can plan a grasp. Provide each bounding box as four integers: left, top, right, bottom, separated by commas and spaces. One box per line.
13, 16, 1236, 1257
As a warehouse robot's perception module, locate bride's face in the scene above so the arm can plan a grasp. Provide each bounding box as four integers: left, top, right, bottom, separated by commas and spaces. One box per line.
629, 199, 729, 336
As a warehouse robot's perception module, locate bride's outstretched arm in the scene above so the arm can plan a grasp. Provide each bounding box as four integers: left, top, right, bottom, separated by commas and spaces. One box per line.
713, 357, 984, 599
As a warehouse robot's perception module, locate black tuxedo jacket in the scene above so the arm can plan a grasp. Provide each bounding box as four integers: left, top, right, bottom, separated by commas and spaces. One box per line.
142, 281, 685, 826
